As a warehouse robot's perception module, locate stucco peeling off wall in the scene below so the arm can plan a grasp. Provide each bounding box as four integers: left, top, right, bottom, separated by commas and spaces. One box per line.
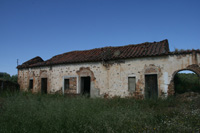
106, 56, 169, 98
18, 62, 107, 97
198, 54, 200, 66
18, 53, 200, 98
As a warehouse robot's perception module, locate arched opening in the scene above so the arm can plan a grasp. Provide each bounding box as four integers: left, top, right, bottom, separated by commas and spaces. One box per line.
168, 65, 200, 96
174, 70, 200, 94
76, 67, 96, 97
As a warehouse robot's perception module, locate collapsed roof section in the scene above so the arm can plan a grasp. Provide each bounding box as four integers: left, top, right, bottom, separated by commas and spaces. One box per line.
17, 39, 171, 69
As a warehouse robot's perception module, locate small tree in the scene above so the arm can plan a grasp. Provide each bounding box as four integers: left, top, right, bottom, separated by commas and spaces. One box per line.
10, 74, 18, 83
0, 73, 18, 83
0, 72, 11, 81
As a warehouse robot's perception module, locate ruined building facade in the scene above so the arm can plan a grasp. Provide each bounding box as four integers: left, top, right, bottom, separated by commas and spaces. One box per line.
17, 40, 200, 98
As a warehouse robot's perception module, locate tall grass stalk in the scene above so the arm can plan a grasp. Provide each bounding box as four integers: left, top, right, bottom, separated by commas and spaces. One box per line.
0, 91, 199, 132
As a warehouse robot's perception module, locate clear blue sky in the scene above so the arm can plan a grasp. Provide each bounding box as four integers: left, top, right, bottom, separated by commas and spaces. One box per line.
0, 0, 200, 76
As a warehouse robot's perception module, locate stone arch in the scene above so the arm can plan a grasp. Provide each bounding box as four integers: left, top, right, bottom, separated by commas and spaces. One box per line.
144, 67, 159, 74
144, 65, 162, 79
28, 71, 34, 79
40, 70, 47, 78
76, 67, 99, 97
168, 64, 200, 95
76, 67, 96, 81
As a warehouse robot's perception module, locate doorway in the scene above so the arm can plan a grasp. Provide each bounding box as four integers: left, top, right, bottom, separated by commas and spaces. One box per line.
41, 78, 47, 94
145, 74, 158, 99
29, 79, 33, 90
81, 77, 91, 96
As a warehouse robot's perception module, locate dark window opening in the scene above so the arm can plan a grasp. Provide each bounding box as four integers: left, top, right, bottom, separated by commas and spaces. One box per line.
64, 79, 69, 90
41, 78, 47, 94
29, 79, 33, 89
128, 77, 136, 93
81, 77, 91, 96
145, 74, 158, 99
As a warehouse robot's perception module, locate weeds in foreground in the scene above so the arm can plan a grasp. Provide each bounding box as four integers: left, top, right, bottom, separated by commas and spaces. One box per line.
0, 91, 199, 132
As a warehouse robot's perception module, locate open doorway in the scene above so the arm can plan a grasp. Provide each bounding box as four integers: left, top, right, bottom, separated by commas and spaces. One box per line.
29, 79, 33, 90
41, 78, 47, 94
145, 74, 158, 99
81, 77, 91, 96
174, 70, 200, 94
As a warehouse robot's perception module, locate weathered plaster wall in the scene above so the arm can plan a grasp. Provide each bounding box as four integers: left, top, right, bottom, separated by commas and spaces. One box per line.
197, 53, 200, 65
167, 53, 200, 95
63, 77, 77, 94
18, 53, 200, 98
18, 62, 107, 97
18, 67, 50, 93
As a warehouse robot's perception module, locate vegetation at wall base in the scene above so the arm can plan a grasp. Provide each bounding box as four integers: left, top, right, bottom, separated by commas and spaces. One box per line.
0, 91, 200, 132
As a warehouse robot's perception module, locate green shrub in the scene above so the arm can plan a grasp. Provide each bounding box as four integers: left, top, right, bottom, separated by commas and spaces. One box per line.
174, 73, 200, 94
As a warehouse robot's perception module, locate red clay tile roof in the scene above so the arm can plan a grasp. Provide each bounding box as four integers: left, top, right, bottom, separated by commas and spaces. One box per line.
17, 56, 44, 69
17, 39, 170, 69
169, 49, 200, 55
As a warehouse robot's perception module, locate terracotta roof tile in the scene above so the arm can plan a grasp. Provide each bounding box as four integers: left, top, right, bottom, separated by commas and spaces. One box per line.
17, 56, 43, 69
18, 39, 172, 69
169, 49, 200, 55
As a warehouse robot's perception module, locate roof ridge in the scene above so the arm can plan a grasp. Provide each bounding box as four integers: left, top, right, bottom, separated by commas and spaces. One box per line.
17, 39, 170, 69
52, 39, 168, 57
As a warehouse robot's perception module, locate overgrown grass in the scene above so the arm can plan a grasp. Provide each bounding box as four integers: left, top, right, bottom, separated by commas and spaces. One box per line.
0, 91, 200, 132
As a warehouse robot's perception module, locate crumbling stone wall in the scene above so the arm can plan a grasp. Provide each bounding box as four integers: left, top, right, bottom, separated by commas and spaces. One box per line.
64, 77, 77, 94
18, 63, 107, 97
168, 64, 200, 96
18, 52, 200, 98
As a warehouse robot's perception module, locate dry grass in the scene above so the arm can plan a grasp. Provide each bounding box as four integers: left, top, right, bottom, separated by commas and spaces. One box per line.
0, 91, 199, 132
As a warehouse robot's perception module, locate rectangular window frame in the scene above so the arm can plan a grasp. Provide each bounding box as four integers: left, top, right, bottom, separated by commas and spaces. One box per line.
128, 75, 136, 93
62, 76, 79, 95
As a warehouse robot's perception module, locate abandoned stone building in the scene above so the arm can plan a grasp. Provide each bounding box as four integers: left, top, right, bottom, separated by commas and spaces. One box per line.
17, 39, 200, 98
